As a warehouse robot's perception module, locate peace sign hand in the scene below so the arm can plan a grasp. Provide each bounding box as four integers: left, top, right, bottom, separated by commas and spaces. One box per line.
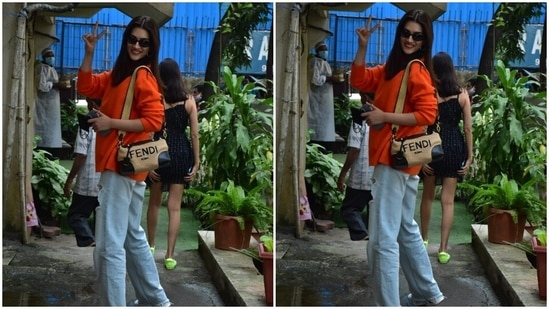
82, 21, 107, 53
355, 15, 380, 48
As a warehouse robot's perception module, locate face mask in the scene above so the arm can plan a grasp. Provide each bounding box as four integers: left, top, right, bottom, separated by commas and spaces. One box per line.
318, 51, 328, 60
467, 88, 475, 97
194, 94, 202, 102
45, 57, 55, 66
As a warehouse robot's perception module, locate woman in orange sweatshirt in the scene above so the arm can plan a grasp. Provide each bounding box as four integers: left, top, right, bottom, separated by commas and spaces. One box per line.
350, 10, 444, 306
77, 17, 170, 306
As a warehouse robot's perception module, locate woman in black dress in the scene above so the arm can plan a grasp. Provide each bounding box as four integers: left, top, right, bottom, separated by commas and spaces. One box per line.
419, 52, 473, 264
146, 58, 200, 270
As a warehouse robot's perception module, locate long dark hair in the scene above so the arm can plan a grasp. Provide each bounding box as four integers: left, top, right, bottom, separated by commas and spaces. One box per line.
385, 9, 435, 81
432, 52, 462, 97
159, 58, 188, 104
111, 16, 162, 88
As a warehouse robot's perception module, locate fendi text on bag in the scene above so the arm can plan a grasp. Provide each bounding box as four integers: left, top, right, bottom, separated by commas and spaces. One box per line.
117, 65, 170, 176
390, 60, 444, 169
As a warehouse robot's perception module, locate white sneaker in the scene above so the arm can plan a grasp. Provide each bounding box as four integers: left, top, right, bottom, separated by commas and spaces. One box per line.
401, 293, 446, 306
128, 299, 172, 307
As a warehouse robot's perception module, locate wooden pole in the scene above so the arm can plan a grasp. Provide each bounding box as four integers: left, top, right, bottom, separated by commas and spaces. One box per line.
276, 4, 302, 237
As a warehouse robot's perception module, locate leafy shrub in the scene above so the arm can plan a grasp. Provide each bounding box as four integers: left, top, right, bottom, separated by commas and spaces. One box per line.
333, 94, 356, 140
304, 143, 344, 213
192, 180, 273, 232
472, 60, 546, 187
60, 100, 87, 147
199, 67, 273, 197
462, 174, 546, 226
31, 148, 71, 222
260, 232, 273, 252
457, 61, 546, 213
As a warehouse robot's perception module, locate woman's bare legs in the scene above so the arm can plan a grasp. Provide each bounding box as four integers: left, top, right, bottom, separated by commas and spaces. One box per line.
419, 175, 437, 242
146, 182, 163, 249
165, 184, 184, 259
439, 177, 458, 253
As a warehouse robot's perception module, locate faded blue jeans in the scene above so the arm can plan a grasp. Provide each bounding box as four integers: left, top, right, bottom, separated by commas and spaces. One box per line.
367, 164, 443, 306
94, 171, 169, 306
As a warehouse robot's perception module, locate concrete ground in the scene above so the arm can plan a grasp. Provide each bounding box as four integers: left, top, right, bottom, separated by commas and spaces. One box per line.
3, 158, 545, 306
3, 222, 546, 307
2, 231, 224, 306
276, 225, 501, 306
276, 225, 546, 306
274, 163, 545, 306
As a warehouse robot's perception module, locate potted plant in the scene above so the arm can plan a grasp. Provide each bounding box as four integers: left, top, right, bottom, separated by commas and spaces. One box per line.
258, 233, 273, 305
532, 228, 546, 300
193, 180, 273, 250
466, 174, 545, 244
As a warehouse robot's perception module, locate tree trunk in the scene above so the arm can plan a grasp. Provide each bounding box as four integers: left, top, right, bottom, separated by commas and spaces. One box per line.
475, 4, 502, 108
275, 3, 302, 236
4, 10, 28, 243
203, 9, 229, 101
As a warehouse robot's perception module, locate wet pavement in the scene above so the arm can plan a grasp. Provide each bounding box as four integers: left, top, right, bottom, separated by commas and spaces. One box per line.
2, 232, 224, 306
3, 224, 546, 306
276, 225, 502, 306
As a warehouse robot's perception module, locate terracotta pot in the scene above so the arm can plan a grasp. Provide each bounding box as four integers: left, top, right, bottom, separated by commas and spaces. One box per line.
532, 236, 546, 300
213, 213, 252, 250
258, 243, 273, 305
486, 208, 526, 244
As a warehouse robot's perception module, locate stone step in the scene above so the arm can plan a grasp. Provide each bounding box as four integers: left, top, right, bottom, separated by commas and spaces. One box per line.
40, 225, 61, 238
305, 218, 335, 232
312, 219, 334, 232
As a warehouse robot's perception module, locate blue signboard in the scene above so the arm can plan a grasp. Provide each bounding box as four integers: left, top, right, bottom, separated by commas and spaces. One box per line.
236, 30, 270, 76
509, 24, 544, 70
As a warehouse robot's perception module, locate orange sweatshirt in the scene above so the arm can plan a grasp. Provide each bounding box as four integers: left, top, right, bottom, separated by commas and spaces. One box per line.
350, 61, 437, 175
77, 67, 164, 181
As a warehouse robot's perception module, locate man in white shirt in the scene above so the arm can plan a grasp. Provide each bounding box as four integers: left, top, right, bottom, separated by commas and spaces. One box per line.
307, 41, 342, 145
63, 97, 101, 247
337, 92, 375, 240
35, 48, 68, 154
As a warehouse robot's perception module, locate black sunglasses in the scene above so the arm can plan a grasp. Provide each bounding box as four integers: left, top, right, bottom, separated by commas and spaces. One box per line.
400, 28, 424, 42
127, 34, 151, 48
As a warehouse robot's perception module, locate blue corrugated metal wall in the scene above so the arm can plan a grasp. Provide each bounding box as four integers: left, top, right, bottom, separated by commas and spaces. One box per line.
53, 3, 271, 76
323, 2, 545, 71
52, 3, 543, 75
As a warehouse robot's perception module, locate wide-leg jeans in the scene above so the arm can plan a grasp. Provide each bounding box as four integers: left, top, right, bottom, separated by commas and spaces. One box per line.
368, 164, 443, 306
95, 171, 169, 306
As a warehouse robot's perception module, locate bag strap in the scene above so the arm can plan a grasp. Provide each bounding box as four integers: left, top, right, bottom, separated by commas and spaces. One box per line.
117, 65, 153, 144
391, 59, 425, 136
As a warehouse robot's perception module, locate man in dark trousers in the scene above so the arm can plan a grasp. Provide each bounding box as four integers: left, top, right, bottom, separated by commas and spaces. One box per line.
337, 92, 375, 240
63, 97, 101, 247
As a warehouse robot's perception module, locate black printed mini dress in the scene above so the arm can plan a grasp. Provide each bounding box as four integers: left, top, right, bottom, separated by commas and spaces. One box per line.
154, 103, 194, 188
427, 95, 467, 183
